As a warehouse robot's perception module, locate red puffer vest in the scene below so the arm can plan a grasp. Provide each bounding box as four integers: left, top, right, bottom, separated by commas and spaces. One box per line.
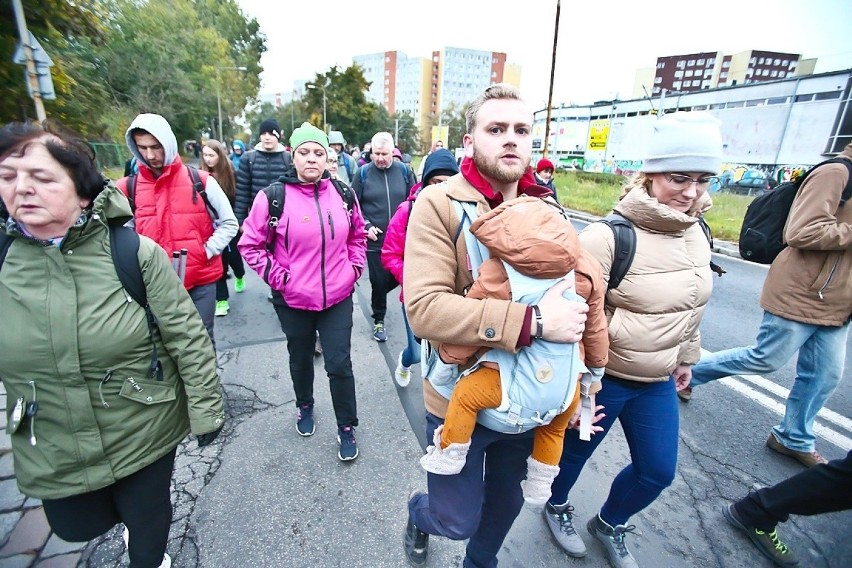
117, 159, 223, 289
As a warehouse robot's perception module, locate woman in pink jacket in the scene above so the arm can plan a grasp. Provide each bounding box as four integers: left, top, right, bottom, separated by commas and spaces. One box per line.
239, 123, 367, 461
381, 149, 459, 387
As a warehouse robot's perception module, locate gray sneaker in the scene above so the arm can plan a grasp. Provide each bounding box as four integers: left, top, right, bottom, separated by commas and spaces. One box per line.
587, 514, 639, 568
544, 501, 587, 557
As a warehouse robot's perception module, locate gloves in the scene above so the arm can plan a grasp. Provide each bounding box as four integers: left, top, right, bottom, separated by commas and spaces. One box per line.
196, 425, 224, 448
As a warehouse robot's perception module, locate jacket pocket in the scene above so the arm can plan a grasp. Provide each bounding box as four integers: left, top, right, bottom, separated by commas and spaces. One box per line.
118, 377, 178, 405
808, 252, 842, 295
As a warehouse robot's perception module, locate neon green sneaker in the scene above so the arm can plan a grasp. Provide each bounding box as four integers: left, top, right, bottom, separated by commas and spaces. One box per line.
215, 300, 230, 317
234, 277, 246, 293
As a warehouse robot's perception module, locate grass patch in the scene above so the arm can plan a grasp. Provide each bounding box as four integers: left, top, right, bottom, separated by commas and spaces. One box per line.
553, 171, 749, 242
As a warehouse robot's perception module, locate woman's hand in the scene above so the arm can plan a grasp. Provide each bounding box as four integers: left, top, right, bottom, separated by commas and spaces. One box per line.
569, 405, 606, 434
672, 365, 692, 392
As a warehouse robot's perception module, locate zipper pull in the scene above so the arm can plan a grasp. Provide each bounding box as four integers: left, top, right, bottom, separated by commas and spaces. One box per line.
98, 370, 113, 408
818, 290, 824, 300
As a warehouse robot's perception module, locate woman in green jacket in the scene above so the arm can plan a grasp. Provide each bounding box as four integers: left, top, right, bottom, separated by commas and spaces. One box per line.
0, 121, 225, 568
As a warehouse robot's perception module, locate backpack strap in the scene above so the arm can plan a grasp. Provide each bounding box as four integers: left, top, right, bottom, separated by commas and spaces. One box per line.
599, 213, 636, 290
697, 215, 727, 276
450, 198, 489, 279
187, 165, 219, 220
126, 174, 137, 213
108, 224, 163, 380
263, 181, 285, 253
0, 232, 12, 272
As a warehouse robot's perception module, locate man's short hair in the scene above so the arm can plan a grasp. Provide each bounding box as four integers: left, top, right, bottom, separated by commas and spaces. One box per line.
465, 83, 523, 134
371, 132, 395, 150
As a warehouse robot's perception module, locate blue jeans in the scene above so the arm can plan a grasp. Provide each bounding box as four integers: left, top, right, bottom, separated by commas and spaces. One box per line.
400, 304, 421, 368
409, 412, 534, 568
548, 376, 679, 527
690, 311, 849, 452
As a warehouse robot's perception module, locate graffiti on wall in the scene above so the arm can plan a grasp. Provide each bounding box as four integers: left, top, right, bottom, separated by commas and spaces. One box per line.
583, 159, 812, 189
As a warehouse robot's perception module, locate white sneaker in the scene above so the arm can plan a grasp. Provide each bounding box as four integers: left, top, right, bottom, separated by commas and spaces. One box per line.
395, 351, 411, 387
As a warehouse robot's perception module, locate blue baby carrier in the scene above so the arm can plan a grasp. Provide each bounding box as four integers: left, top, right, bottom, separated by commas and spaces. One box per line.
421, 197, 587, 434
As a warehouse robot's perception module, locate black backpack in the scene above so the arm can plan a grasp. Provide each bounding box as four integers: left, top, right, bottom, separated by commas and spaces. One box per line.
126, 165, 219, 220
262, 177, 356, 252
0, 225, 163, 380
739, 158, 852, 264
600, 212, 724, 290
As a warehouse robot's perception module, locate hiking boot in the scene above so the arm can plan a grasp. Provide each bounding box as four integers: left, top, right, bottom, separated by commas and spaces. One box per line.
373, 321, 387, 342
677, 386, 692, 402
766, 432, 827, 467
722, 503, 798, 567
296, 404, 315, 437
587, 514, 639, 568
404, 491, 429, 566
234, 277, 246, 293
314, 331, 322, 357
395, 351, 411, 387
544, 501, 587, 558
337, 425, 358, 461
215, 300, 229, 316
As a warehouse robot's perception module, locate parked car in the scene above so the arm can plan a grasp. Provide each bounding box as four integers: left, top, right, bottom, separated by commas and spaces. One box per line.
723, 175, 776, 196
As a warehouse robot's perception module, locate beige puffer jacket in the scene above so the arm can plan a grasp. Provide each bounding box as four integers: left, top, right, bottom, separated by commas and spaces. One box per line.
579, 185, 714, 382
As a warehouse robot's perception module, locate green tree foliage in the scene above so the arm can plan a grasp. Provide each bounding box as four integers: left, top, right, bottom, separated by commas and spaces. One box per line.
0, 0, 109, 133
1, 0, 265, 145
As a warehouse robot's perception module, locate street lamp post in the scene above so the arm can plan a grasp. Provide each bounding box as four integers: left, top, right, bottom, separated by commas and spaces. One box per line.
306, 82, 327, 132
216, 66, 247, 141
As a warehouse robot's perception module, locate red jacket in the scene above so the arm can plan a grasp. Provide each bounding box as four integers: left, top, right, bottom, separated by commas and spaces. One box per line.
117, 159, 223, 289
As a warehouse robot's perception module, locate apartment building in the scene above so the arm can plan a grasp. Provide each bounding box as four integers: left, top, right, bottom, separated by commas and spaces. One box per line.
634, 49, 814, 99
353, 47, 520, 145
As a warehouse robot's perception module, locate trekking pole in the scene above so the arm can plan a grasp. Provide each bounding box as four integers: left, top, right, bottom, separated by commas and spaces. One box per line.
172, 251, 180, 274
178, 248, 188, 284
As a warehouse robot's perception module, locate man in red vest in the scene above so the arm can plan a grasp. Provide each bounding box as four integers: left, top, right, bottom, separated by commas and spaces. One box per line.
117, 113, 238, 348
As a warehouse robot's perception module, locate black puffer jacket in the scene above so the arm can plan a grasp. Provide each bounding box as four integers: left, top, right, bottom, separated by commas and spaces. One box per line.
234, 144, 293, 224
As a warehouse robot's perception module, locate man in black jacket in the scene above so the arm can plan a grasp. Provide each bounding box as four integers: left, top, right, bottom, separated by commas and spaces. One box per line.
234, 118, 293, 225
352, 131, 414, 342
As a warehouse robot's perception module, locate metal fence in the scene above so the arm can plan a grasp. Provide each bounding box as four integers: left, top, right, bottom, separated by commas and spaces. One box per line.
90, 143, 128, 172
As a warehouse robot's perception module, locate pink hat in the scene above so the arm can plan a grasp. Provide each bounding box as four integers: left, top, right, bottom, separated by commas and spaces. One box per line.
393, 148, 403, 159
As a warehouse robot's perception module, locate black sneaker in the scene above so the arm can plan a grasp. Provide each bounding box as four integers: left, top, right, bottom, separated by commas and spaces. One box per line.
337, 425, 358, 461
404, 492, 429, 566
373, 321, 387, 342
296, 404, 315, 437
723, 503, 799, 566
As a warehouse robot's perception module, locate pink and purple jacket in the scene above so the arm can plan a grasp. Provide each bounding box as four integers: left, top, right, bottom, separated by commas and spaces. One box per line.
381, 182, 422, 302
239, 174, 366, 311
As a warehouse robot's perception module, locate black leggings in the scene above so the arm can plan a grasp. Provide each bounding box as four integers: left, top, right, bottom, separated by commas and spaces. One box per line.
216, 234, 247, 302
41, 448, 176, 568
366, 249, 398, 323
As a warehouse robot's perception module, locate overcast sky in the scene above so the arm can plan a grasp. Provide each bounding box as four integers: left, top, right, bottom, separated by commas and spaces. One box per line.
237, 0, 852, 111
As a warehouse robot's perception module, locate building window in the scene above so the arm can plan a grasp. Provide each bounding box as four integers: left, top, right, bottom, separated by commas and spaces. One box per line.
685, 70, 693, 77
767, 96, 788, 104
758, 57, 764, 64
697, 58, 705, 65
720, 71, 728, 78
722, 61, 730, 68
746, 99, 764, 107
707, 58, 716, 66
675, 70, 683, 78
815, 91, 842, 100
782, 59, 789, 66
677, 60, 685, 69
687, 59, 695, 66
771, 70, 778, 77
673, 80, 682, 89
774, 59, 781, 65
654, 76, 662, 83
795, 94, 814, 102
652, 86, 661, 94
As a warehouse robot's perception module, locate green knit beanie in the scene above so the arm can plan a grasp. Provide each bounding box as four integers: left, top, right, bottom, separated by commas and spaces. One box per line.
289, 122, 329, 153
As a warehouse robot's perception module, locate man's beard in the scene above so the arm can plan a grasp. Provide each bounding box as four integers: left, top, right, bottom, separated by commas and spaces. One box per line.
472, 148, 527, 184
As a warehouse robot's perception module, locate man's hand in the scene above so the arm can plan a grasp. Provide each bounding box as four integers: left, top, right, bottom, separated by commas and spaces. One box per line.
672, 364, 692, 391
366, 226, 383, 241
533, 279, 589, 343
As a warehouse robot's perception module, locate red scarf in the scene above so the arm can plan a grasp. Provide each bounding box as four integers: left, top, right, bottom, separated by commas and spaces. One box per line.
460, 156, 551, 207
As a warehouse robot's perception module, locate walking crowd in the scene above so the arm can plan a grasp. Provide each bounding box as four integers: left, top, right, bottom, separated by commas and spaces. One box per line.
0, 81, 849, 568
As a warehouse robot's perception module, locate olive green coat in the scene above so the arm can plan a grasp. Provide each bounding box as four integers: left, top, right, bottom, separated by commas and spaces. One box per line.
0, 185, 224, 499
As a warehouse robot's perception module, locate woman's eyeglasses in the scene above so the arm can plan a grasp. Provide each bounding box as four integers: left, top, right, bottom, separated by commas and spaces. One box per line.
664, 173, 719, 190
327, 159, 338, 164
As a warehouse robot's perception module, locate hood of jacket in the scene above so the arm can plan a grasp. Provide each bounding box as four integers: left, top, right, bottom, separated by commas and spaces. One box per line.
125, 114, 179, 171
232, 139, 246, 153
422, 149, 460, 185
459, 157, 550, 206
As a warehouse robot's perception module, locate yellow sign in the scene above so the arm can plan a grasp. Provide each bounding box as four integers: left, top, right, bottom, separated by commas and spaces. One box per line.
588, 119, 610, 150
431, 126, 449, 146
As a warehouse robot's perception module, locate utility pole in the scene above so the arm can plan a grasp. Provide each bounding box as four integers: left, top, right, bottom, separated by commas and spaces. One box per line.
542, 0, 560, 158
12, 0, 46, 121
